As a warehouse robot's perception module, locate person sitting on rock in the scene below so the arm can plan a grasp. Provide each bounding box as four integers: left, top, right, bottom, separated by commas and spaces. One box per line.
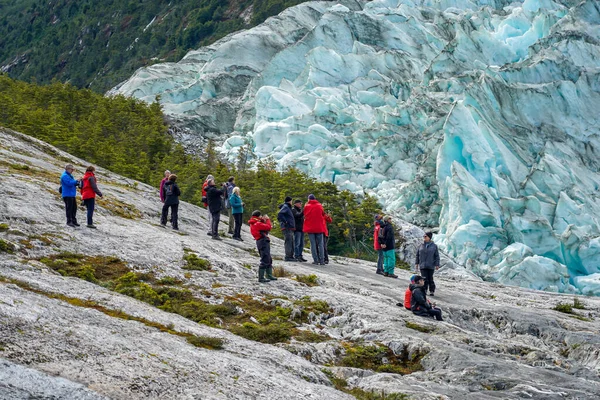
397, 275, 417, 309
410, 275, 443, 321
415, 232, 440, 296
249, 211, 277, 283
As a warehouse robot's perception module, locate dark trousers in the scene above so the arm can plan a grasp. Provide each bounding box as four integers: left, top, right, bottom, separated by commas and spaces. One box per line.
376, 250, 384, 272
211, 211, 221, 236
283, 229, 294, 258
228, 208, 235, 234
233, 213, 243, 238
161, 203, 178, 229
428, 307, 443, 321
308, 233, 324, 263
420, 268, 436, 294
323, 235, 329, 263
294, 231, 304, 258
256, 237, 272, 269
83, 198, 95, 225
63, 197, 77, 224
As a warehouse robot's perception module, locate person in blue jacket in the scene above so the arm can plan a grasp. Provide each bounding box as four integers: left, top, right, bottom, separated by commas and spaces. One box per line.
277, 196, 296, 261
229, 187, 244, 241
60, 164, 81, 227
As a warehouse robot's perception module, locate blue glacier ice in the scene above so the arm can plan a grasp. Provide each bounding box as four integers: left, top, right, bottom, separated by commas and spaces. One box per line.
112, 0, 600, 295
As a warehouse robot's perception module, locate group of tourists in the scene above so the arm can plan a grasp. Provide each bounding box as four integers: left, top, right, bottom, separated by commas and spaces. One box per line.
60, 165, 444, 322
60, 164, 103, 229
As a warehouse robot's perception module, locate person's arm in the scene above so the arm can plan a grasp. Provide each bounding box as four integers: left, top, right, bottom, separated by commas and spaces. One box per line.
159, 180, 165, 202
434, 245, 440, 270
415, 246, 420, 271
413, 289, 431, 310
90, 177, 102, 197
61, 173, 78, 187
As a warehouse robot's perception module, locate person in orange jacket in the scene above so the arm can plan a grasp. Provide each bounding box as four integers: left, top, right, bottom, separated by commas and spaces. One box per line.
249, 210, 277, 283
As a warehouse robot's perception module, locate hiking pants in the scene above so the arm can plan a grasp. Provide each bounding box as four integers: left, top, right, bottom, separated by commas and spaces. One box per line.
211, 211, 220, 236
161, 203, 178, 229
429, 307, 443, 321
383, 249, 395, 274
420, 268, 436, 294
294, 231, 305, 258
233, 213, 243, 238
283, 229, 294, 258
256, 237, 272, 269
63, 197, 77, 224
84, 198, 95, 225
228, 208, 235, 234
308, 233, 324, 264
376, 250, 384, 273
323, 235, 329, 263
207, 211, 213, 233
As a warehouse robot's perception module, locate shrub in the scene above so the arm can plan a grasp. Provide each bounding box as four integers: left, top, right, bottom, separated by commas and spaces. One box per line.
229, 322, 293, 344
553, 302, 573, 314
0, 223, 9, 232
273, 266, 291, 277
405, 321, 434, 333
573, 298, 586, 310
0, 239, 16, 253
296, 274, 319, 286
182, 253, 211, 271
186, 335, 225, 350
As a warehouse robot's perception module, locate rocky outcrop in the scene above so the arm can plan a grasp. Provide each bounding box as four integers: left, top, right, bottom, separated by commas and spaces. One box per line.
1, 127, 600, 399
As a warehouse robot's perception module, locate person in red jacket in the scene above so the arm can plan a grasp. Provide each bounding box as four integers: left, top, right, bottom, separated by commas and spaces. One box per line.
303, 194, 326, 265
398, 275, 417, 309
373, 215, 384, 275
80, 166, 103, 229
322, 212, 333, 264
249, 210, 277, 283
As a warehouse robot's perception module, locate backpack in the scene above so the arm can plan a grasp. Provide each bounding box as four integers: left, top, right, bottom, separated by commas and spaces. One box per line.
164, 183, 174, 197
378, 222, 386, 240
224, 184, 235, 209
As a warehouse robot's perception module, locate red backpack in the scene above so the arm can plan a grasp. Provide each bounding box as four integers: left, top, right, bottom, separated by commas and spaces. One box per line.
404, 287, 412, 310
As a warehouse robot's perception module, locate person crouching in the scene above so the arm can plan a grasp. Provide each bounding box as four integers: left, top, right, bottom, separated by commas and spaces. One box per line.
249, 211, 277, 283
410, 275, 443, 321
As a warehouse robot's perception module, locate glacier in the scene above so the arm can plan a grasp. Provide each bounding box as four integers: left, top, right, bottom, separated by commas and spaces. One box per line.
112, 0, 600, 295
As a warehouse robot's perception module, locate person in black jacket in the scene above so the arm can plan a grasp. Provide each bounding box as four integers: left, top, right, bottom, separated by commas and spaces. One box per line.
160, 174, 181, 230
415, 232, 440, 296
380, 215, 398, 278
410, 276, 443, 321
277, 196, 296, 261
206, 179, 224, 240
292, 199, 307, 262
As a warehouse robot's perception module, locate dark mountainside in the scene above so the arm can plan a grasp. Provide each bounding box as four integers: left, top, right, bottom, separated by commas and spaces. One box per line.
0, 0, 312, 92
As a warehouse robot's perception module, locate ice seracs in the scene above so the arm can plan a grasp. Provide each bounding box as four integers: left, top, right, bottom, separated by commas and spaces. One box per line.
112, 0, 600, 295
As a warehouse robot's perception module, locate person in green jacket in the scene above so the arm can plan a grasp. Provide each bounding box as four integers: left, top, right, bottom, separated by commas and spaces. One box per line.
229, 187, 244, 241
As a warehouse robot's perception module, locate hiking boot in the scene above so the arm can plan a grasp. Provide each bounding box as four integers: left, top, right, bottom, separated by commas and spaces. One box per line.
86, 224, 97, 229
429, 292, 435, 296
295, 257, 306, 262
67, 222, 76, 227
376, 270, 384, 275
159, 224, 166, 228
387, 274, 398, 279
211, 235, 222, 241
258, 269, 270, 283
172, 227, 179, 231
73, 222, 80, 227
312, 261, 319, 265
284, 257, 297, 262
266, 267, 277, 281
300, 256, 308, 262
383, 272, 389, 277
207, 232, 213, 236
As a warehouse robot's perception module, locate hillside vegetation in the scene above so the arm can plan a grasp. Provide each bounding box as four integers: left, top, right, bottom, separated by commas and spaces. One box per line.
0, 75, 380, 258
0, 0, 311, 92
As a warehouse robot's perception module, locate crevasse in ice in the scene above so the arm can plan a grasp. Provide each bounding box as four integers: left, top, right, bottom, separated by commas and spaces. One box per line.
112, 0, 600, 295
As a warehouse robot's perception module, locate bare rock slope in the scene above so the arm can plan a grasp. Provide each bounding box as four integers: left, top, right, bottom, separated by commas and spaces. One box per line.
1, 127, 599, 399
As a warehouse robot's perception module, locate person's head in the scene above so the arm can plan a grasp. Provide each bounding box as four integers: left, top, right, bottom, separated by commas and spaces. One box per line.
374, 214, 382, 221
228, 176, 235, 183
308, 194, 316, 201
65, 164, 74, 173
294, 199, 302, 207
208, 179, 215, 186
383, 215, 392, 224
284, 196, 293, 204
252, 210, 262, 218
424, 232, 433, 243
414, 275, 425, 286
86, 165, 95, 173
233, 187, 240, 196
410, 274, 417, 284
169, 174, 177, 182
206, 174, 214, 182
164, 170, 171, 178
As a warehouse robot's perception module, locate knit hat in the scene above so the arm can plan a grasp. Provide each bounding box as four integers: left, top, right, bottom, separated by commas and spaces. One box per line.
425, 232, 433, 239
308, 194, 316, 200
252, 210, 262, 217
284, 196, 293, 203
294, 199, 302, 204
410, 274, 417, 283
413, 275, 424, 283
374, 214, 382, 220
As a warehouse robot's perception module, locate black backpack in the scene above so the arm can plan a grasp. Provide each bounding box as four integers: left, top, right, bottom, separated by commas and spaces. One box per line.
164, 183, 174, 197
